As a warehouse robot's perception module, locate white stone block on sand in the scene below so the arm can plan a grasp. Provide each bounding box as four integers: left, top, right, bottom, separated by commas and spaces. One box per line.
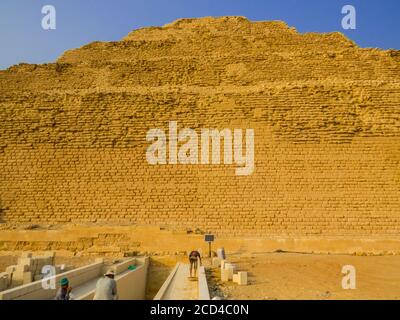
23, 271, 32, 284
237, 272, 248, 285
221, 268, 230, 282
220, 259, 226, 270
224, 263, 234, 280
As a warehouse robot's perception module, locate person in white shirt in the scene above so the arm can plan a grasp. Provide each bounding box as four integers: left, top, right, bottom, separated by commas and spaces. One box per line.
93, 269, 118, 300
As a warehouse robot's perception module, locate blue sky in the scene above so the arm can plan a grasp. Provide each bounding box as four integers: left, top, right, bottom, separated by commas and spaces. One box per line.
0, 0, 399, 69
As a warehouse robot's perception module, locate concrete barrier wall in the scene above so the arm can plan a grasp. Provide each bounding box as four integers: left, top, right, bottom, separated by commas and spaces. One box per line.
198, 266, 210, 300
154, 263, 210, 300
153, 263, 180, 300
0, 257, 149, 300
77, 257, 149, 300
113, 258, 136, 274
116, 263, 148, 300
0, 261, 103, 300
116, 257, 149, 300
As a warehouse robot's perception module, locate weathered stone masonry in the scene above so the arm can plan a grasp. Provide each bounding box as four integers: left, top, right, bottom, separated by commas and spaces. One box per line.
0, 17, 399, 237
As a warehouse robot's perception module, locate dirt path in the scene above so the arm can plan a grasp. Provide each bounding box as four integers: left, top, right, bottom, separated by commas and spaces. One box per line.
162, 263, 198, 300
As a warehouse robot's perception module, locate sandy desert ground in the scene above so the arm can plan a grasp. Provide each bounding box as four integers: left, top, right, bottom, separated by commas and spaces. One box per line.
207, 252, 400, 300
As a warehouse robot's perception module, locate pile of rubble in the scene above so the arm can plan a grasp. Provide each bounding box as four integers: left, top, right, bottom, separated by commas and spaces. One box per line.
0, 252, 69, 291
211, 249, 248, 286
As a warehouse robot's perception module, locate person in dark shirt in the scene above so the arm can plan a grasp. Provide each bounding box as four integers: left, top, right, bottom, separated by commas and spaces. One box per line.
55, 277, 72, 300
188, 250, 202, 277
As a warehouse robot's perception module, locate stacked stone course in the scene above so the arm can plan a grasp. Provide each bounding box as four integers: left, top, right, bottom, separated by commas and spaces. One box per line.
0, 17, 399, 237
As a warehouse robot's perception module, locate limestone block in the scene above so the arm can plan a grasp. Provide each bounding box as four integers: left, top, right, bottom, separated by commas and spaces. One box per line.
220, 259, 226, 270
11, 270, 25, 286
32, 259, 39, 267
23, 271, 32, 284
21, 252, 33, 258
31, 268, 38, 276
224, 263, 234, 280
5, 265, 16, 275
0, 279, 7, 291
0, 273, 10, 291
17, 257, 32, 268
235, 272, 248, 285
13, 269, 24, 280
43, 257, 53, 265
221, 268, 230, 282
15, 264, 29, 272
44, 251, 55, 258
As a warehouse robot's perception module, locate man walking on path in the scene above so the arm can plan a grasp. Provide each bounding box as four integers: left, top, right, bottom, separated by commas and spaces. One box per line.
188, 250, 202, 277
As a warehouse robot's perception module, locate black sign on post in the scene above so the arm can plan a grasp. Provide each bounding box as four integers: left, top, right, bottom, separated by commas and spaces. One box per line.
204, 234, 214, 257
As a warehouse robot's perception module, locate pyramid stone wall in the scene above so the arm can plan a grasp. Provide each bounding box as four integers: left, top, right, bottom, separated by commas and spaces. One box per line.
0, 17, 399, 237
